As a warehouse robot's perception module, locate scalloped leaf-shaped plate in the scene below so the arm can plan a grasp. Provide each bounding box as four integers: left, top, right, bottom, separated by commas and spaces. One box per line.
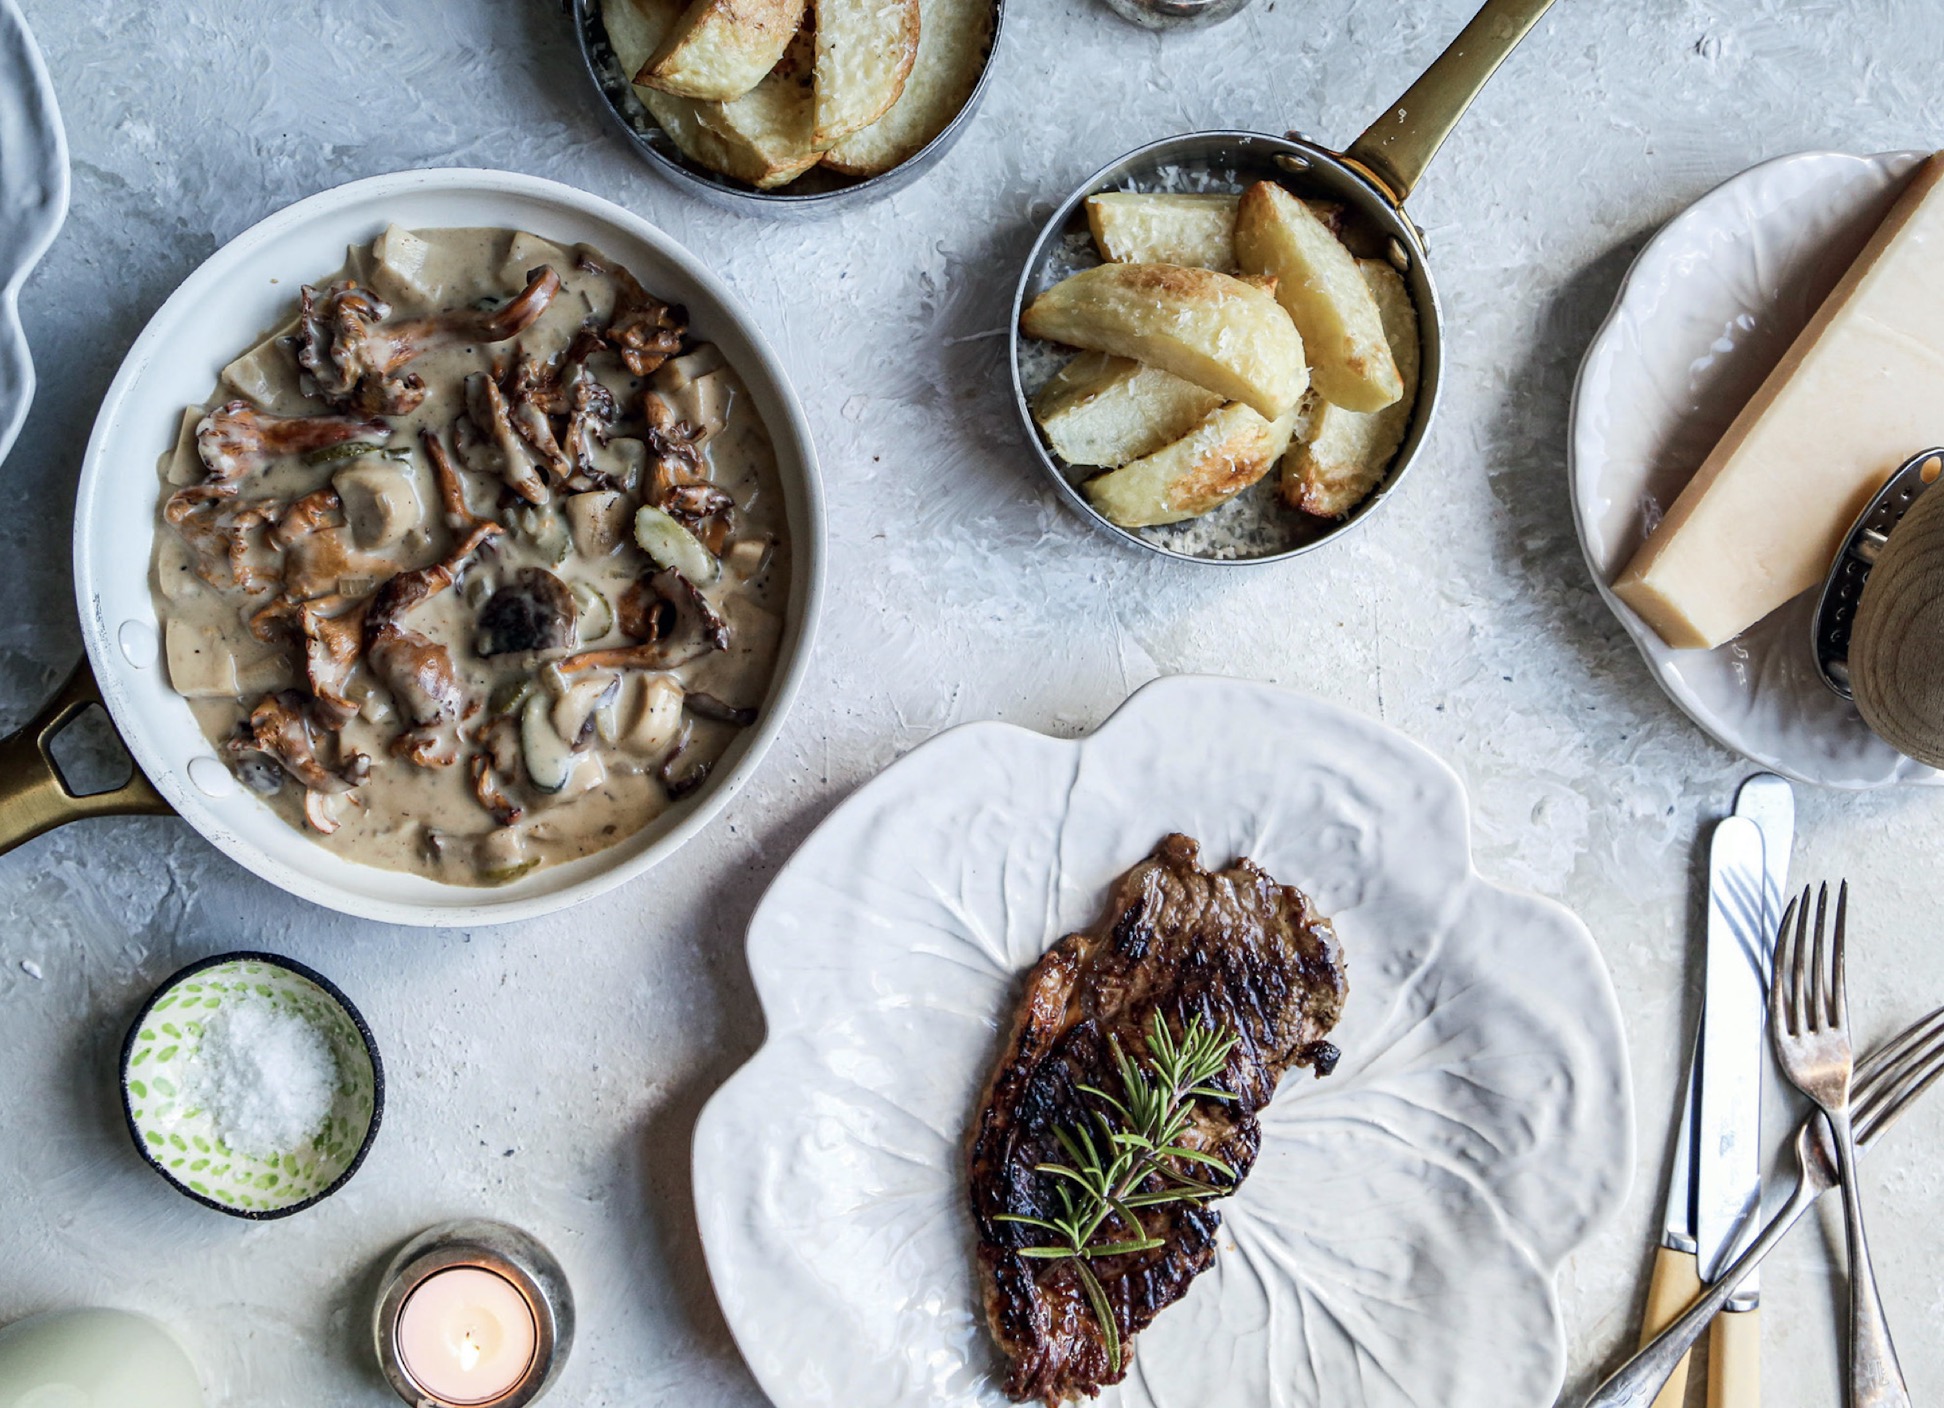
694, 676, 1632, 1408
1569, 149, 1941, 789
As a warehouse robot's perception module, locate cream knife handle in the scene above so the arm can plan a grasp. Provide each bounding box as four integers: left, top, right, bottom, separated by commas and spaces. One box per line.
1588, 1178, 1811, 1408
1707, 1305, 1759, 1408
1639, 1246, 1701, 1408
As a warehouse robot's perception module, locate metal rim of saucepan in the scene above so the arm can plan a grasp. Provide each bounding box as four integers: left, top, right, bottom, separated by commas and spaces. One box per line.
1009, 129, 1446, 566
572, 0, 1008, 217
119, 950, 386, 1221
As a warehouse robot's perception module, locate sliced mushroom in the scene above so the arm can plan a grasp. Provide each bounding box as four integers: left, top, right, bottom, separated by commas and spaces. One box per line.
504, 352, 573, 484
658, 483, 735, 555
648, 344, 732, 443
334, 458, 425, 550
470, 751, 523, 826
621, 674, 685, 755
465, 371, 550, 505
164, 491, 282, 593
550, 672, 621, 750
657, 723, 710, 800
365, 522, 503, 765
227, 691, 367, 795
578, 249, 685, 376
303, 788, 361, 835
420, 426, 493, 536
564, 490, 629, 559
568, 568, 728, 676
296, 269, 561, 415
195, 401, 388, 483
296, 595, 370, 731
685, 691, 758, 727
269, 487, 385, 602
293, 281, 427, 415
476, 568, 577, 657
476, 824, 537, 884
562, 368, 619, 489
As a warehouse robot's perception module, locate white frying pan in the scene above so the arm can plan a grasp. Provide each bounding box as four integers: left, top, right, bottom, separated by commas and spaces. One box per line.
0, 169, 825, 926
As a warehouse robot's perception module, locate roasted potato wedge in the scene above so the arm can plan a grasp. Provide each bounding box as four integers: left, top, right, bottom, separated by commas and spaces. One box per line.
1084, 402, 1299, 527
688, 26, 824, 188
812, 0, 920, 146
823, 0, 992, 176
635, 0, 806, 102
1284, 257, 1419, 518
604, 0, 824, 188
1085, 193, 1240, 271
1235, 181, 1402, 413
1032, 351, 1224, 467
1020, 262, 1308, 421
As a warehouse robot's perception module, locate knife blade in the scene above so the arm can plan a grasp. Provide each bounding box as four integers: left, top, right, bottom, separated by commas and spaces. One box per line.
1701, 777, 1791, 1408
1695, 814, 1767, 1408
1695, 815, 1766, 1285
1726, 773, 1794, 1303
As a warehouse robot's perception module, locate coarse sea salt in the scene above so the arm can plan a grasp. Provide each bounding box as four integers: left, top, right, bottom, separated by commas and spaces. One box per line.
189, 993, 338, 1160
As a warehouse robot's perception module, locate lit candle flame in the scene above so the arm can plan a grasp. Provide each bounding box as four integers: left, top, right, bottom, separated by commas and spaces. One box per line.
459, 1331, 481, 1373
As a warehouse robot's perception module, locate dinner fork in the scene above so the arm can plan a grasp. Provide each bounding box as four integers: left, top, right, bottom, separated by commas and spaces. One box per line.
1582, 1002, 1944, 1408
1772, 883, 1910, 1408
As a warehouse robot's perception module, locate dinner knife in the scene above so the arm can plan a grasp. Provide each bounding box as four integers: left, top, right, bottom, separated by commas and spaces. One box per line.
1639, 1033, 1704, 1408
1695, 814, 1768, 1408
1704, 775, 1791, 1408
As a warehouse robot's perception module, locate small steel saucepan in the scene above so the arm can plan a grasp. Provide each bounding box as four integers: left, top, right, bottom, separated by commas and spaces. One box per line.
1011, 0, 1557, 564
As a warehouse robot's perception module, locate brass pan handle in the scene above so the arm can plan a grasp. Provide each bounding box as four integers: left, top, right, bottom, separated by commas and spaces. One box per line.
1342, 0, 1558, 206
0, 656, 172, 857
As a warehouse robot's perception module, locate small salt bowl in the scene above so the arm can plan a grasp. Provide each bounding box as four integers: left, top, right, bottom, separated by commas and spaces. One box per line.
120, 951, 383, 1219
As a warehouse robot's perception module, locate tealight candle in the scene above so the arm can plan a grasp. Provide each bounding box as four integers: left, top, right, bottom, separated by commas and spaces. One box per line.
374, 1220, 573, 1408
397, 1268, 537, 1404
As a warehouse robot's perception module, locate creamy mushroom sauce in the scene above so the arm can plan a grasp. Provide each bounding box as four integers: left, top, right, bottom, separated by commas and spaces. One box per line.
150, 226, 790, 884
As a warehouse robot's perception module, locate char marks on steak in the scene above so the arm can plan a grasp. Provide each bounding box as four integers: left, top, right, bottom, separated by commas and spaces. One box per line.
969, 833, 1347, 1404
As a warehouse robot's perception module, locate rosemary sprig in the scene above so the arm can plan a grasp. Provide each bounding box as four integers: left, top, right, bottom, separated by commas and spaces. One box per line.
994, 1011, 1238, 1374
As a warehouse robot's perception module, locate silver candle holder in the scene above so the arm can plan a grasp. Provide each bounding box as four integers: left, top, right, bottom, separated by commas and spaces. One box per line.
373, 1220, 574, 1408
1099, 0, 1254, 31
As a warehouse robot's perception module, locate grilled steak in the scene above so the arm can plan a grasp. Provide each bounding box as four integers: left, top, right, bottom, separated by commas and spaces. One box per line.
969, 833, 1347, 1404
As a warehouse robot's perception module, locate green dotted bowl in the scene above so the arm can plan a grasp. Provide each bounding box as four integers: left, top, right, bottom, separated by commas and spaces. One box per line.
119, 952, 383, 1219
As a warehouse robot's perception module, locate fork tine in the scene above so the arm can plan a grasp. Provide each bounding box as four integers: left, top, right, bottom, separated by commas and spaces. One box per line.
1804, 886, 1819, 1026
1793, 884, 1814, 1036
1858, 1005, 1944, 1099
1858, 1010, 1944, 1147
1833, 879, 1850, 1030
1772, 893, 1800, 1037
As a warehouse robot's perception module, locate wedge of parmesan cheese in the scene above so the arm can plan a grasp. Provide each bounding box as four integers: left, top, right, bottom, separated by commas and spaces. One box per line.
1614, 153, 1944, 650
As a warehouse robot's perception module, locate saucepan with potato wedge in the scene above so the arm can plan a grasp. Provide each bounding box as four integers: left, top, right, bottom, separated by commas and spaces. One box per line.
1012, 0, 1555, 562
575, 0, 1003, 213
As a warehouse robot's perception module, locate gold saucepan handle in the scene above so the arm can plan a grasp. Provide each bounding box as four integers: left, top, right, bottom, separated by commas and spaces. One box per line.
1341, 0, 1559, 206
0, 657, 172, 856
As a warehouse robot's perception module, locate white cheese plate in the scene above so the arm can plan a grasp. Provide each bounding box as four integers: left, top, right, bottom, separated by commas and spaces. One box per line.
692, 675, 1632, 1408
1569, 148, 1942, 789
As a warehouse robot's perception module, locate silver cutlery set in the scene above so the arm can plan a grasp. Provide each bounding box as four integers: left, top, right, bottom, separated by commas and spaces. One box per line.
1587, 776, 1931, 1408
